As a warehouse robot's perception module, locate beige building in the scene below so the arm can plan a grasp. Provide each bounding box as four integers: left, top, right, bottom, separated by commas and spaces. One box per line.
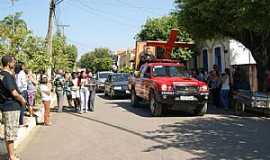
116, 49, 135, 70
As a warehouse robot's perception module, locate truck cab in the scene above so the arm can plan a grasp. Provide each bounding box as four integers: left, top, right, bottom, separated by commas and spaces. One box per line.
129, 60, 208, 116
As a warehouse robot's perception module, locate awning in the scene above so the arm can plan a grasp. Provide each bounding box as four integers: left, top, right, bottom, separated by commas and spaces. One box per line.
229, 39, 256, 65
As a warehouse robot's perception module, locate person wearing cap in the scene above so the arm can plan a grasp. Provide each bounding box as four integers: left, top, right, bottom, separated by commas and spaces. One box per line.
0, 55, 26, 160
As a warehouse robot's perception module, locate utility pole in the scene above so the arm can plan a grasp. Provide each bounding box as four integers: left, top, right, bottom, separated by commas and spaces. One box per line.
46, 0, 55, 81
57, 24, 70, 37
46, 0, 64, 80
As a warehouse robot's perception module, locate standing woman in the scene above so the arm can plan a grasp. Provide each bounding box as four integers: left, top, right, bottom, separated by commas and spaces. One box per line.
27, 70, 38, 117
79, 71, 90, 113
209, 70, 221, 108
71, 72, 80, 112
64, 73, 73, 107
220, 68, 231, 110
40, 75, 52, 126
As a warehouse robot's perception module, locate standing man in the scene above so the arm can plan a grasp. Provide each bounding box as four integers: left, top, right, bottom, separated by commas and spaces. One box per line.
54, 69, 65, 112
15, 62, 27, 126
0, 55, 26, 160
88, 72, 96, 112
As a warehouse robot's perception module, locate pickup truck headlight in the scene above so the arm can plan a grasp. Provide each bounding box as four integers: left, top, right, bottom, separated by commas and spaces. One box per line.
114, 86, 122, 90
161, 84, 173, 91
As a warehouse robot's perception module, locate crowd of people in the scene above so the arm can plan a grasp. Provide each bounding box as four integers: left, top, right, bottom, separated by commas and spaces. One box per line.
53, 69, 96, 114
191, 64, 251, 110
0, 55, 96, 160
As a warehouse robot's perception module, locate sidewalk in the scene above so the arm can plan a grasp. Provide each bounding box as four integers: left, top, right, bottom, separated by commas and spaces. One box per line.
0, 92, 57, 157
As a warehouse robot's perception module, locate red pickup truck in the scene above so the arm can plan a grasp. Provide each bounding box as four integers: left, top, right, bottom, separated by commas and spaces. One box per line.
129, 60, 208, 116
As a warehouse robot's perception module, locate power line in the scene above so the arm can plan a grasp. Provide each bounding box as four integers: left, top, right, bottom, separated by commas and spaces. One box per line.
67, 0, 138, 28
112, 0, 161, 15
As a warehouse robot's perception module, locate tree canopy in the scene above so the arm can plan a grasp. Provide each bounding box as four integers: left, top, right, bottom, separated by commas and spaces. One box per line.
136, 15, 194, 62
175, 0, 270, 89
0, 13, 78, 73
80, 48, 113, 72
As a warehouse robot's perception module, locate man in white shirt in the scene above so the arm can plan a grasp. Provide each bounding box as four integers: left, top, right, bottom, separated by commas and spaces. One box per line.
15, 62, 28, 126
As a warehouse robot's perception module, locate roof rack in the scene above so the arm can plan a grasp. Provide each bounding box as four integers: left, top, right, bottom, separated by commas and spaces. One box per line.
147, 59, 180, 64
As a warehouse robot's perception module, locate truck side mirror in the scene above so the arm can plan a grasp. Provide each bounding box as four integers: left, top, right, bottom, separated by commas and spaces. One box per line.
134, 71, 140, 78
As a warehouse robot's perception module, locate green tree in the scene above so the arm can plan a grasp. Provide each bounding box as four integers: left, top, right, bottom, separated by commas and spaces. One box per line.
0, 13, 78, 73
175, 0, 270, 90
136, 15, 194, 62
80, 48, 113, 72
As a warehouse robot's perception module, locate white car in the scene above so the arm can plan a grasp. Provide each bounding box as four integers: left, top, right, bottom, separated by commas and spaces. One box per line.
96, 71, 112, 92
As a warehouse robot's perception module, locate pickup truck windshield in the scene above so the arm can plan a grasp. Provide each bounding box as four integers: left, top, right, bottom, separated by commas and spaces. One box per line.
112, 74, 129, 82
152, 66, 189, 77
99, 73, 110, 79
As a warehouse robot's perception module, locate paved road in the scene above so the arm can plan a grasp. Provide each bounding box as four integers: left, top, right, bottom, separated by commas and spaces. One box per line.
19, 94, 270, 160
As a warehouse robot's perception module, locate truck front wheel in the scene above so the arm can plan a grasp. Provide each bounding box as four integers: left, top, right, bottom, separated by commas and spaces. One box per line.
194, 103, 207, 116
150, 93, 163, 117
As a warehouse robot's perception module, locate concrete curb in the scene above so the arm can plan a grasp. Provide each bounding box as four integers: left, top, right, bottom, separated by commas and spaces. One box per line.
0, 111, 44, 155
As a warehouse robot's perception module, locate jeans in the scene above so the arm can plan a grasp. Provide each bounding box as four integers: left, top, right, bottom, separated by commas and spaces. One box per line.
88, 90, 96, 111
20, 90, 28, 125
80, 88, 89, 112
56, 90, 64, 112
220, 89, 230, 109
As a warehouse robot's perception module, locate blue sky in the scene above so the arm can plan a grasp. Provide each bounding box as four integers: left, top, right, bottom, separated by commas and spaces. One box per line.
0, 0, 175, 57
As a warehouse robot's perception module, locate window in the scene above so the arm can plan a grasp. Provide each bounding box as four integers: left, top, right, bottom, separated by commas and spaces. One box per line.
214, 47, 222, 72
143, 66, 151, 78
202, 49, 208, 70
152, 66, 189, 77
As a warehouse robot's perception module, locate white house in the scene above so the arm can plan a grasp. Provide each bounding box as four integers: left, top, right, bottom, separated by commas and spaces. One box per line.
188, 39, 256, 72
188, 39, 258, 91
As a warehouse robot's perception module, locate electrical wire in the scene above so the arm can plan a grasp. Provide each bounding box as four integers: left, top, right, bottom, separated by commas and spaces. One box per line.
66, 0, 138, 29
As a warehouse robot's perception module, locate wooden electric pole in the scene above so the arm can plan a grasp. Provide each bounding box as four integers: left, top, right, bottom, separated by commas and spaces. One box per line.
46, 0, 55, 80
46, 0, 64, 80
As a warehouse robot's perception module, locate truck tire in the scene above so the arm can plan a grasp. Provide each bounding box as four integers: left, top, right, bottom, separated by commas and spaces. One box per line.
194, 103, 207, 116
131, 89, 140, 107
150, 93, 163, 117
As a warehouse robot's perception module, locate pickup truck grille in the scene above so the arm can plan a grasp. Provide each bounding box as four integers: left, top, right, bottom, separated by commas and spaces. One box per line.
174, 86, 199, 94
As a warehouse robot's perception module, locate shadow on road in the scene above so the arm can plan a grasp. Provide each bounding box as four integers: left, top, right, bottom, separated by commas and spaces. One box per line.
68, 111, 270, 160
98, 94, 130, 100
144, 115, 270, 160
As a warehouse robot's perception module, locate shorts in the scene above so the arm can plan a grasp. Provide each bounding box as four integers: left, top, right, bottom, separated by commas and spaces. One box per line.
71, 90, 80, 99
2, 110, 20, 141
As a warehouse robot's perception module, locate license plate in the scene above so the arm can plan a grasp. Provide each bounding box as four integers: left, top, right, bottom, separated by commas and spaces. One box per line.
179, 96, 197, 101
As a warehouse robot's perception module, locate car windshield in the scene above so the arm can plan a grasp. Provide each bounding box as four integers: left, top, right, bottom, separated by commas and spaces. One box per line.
99, 73, 110, 79
111, 74, 129, 82
152, 66, 189, 77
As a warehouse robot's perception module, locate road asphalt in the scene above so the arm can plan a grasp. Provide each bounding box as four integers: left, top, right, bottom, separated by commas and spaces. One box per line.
18, 94, 270, 160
